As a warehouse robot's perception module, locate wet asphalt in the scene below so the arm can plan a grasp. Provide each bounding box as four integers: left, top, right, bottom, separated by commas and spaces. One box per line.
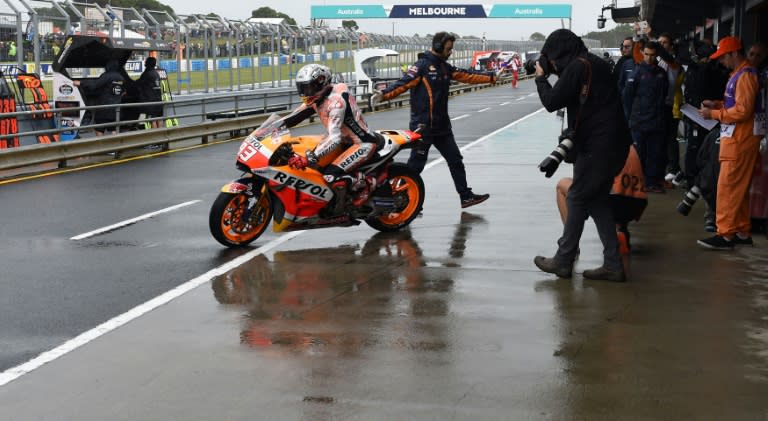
1, 80, 767, 419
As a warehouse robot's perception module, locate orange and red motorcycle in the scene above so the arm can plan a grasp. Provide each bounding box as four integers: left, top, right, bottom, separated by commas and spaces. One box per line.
209, 114, 426, 247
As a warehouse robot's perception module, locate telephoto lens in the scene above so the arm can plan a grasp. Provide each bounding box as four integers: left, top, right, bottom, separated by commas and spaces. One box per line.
539, 136, 574, 178
676, 185, 702, 216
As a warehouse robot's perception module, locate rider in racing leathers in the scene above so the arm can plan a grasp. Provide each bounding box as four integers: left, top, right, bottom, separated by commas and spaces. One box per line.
280, 64, 383, 205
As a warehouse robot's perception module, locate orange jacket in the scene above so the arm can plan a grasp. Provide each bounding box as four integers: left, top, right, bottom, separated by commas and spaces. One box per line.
710, 61, 761, 161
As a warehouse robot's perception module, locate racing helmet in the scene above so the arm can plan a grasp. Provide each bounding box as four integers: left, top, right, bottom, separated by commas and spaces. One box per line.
296, 64, 332, 104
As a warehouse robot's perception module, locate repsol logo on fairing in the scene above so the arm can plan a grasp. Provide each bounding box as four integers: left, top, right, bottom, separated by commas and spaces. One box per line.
273, 172, 330, 198
338, 148, 368, 170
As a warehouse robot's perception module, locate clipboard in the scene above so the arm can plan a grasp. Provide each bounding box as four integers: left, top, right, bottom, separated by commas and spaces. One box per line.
681, 103, 718, 131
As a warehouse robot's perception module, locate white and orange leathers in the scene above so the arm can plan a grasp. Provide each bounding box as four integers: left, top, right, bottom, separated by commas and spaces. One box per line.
285, 83, 379, 176
708, 61, 762, 237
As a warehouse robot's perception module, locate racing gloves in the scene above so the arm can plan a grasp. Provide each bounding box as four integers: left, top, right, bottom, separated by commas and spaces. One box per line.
288, 154, 309, 169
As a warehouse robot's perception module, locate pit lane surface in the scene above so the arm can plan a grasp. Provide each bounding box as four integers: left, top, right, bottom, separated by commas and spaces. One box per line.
0, 81, 542, 374
2, 79, 768, 419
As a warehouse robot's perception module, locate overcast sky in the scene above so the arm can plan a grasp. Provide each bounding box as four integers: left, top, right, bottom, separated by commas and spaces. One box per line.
159, 0, 625, 40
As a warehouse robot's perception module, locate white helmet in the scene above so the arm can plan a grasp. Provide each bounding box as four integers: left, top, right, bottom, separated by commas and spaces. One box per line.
296, 64, 332, 103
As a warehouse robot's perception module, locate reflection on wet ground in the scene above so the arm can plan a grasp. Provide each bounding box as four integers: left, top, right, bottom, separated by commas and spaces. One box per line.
211, 229, 453, 357
205, 115, 768, 418
1, 110, 767, 420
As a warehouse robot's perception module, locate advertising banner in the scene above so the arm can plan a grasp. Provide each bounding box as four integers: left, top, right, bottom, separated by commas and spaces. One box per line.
311, 4, 571, 19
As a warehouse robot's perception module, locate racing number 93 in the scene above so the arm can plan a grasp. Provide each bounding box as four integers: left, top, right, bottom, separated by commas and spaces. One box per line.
238, 140, 260, 162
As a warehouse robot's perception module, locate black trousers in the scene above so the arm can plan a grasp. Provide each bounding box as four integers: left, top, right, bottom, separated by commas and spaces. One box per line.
554, 153, 623, 272
407, 131, 472, 198
683, 117, 707, 187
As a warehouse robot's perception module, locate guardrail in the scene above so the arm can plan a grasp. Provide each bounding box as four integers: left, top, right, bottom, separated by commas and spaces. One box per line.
0, 74, 521, 173
0, 112, 274, 171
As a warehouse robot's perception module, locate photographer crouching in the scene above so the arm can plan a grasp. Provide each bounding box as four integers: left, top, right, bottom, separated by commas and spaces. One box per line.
533, 29, 632, 282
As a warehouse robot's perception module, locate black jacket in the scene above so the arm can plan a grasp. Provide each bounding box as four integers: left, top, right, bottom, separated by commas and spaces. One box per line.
622, 62, 669, 130
683, 60, 728, 108
381, 51, 494, 134
79, 60, 124, 121
536, 30, 631, 173
136, 67, 162, 103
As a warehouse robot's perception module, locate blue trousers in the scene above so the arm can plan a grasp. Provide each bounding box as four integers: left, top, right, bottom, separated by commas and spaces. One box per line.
632, 128, 666, 187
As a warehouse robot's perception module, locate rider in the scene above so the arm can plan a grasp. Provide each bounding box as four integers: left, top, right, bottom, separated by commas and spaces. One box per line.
280, 64, 382, 204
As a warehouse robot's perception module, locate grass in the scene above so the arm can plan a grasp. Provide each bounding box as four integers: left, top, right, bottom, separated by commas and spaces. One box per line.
166, 57, 354, 92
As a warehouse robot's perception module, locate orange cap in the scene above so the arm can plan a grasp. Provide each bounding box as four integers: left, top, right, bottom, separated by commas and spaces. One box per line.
710, 36, 743, 59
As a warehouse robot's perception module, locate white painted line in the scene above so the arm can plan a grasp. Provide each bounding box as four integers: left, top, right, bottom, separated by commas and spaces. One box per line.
425, 107, 546, 170
70, 200, 202, 240
527, 92, 537, 97
477, 107, 491, 113
451, 114, 470, 121
516, 97, 526, 101
0, 231, 304, 387
500, 101, 511, 106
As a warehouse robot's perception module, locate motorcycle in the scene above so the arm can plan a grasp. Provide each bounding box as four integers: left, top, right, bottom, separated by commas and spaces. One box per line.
209, 114, 426, 247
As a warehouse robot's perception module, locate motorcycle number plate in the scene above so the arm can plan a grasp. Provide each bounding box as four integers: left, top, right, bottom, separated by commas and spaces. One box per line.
238, 143, 259, 162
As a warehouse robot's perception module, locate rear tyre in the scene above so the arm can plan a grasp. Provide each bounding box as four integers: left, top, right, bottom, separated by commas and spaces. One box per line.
209, 191, 272, 247
365, 163, 425, 232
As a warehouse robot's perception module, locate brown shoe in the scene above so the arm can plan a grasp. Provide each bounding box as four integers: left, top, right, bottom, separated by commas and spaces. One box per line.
533, 256, 572, 278
582, 266, 626, 282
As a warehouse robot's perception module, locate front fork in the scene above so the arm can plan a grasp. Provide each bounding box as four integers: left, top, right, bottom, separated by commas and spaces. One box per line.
219, 176, 266, 222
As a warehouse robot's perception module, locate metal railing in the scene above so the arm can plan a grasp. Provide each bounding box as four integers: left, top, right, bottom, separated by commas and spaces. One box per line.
0, 75, 517, 172
0, 0, 561, 94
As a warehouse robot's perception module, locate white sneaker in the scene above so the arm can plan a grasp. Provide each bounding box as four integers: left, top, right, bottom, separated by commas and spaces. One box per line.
664, 172, 676, 182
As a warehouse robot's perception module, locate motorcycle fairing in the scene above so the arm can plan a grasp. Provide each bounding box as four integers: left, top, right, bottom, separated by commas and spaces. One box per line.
237, 134, 272, 169
219, 176, 261, 194
266, 166, 333, 225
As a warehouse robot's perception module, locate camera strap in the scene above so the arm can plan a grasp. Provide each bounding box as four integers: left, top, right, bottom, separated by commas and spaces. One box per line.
576, 57, 592, 106
573, 57, 593, 130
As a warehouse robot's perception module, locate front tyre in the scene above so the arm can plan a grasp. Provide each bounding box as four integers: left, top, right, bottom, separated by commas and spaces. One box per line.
209, 191, 272, 247
365, 163, 425, 232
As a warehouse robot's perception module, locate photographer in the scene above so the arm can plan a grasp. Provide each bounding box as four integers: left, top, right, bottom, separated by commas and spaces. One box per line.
532, 29, 631, 282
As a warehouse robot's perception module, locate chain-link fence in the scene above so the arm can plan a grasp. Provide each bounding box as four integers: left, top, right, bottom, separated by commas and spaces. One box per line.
0, 0, 600, 94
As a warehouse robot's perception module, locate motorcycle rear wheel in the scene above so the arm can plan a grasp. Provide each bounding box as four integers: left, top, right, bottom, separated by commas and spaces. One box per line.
209, 191, 272, 247
365, 163, 425, 232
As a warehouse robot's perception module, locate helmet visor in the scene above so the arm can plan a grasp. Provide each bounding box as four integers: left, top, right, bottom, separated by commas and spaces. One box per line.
297, 81, 315, 97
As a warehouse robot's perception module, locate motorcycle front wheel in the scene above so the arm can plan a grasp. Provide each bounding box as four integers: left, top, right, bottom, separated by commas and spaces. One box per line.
209, 191, 272, 247
365, 163, 425, 232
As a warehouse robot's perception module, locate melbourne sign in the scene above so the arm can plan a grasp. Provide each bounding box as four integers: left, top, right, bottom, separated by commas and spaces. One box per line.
311, 4, 572, 19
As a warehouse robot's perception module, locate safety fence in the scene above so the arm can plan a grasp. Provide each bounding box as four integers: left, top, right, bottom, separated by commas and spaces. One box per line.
0, 74, 522, 172
0, 0, 560, 94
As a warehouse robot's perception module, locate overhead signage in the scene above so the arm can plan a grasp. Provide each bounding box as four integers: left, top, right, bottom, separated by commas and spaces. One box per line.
389, 5, 487, 18
310, 5, 388, 19
311, 4, 571, 19
488, 4, 571, 18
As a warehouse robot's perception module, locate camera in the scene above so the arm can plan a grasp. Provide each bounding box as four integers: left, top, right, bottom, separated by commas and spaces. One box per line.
676, 185, 702, 216
597, 15, 607, 29
539, 128, 575, 178
537, 52, 553, 76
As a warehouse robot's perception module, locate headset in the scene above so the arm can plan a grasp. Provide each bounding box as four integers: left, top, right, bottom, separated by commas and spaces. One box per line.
432, 32, 455, 54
